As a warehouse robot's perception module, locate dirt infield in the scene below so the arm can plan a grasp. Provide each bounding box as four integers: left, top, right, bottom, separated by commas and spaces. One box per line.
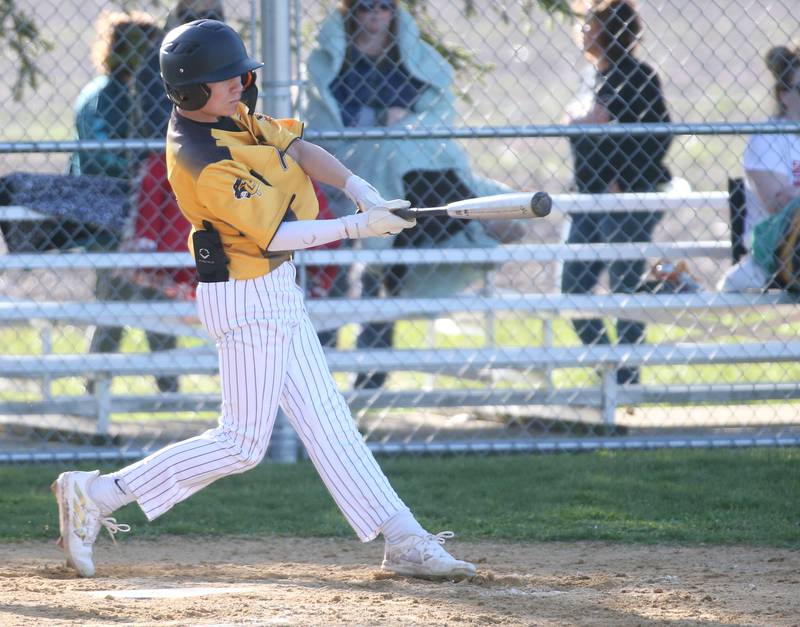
1, 537, 798, 626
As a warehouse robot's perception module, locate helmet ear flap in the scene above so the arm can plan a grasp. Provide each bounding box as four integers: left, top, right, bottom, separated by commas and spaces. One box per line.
240, 70, 259, 114
163, 80, 211, 111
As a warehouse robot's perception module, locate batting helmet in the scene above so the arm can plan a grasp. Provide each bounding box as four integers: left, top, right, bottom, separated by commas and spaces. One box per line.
160, 19, 263, 111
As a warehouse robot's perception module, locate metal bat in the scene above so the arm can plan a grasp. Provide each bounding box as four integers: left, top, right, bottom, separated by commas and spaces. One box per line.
390, 191, 552, 221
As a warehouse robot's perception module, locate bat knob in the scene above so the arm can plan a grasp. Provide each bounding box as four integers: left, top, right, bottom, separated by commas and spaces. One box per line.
531, 191, 552, 217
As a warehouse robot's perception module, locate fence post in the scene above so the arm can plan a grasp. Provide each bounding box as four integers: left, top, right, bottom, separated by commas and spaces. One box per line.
261, 0, 299, 463
261, 0, 293, 118
95, 374, 111, 437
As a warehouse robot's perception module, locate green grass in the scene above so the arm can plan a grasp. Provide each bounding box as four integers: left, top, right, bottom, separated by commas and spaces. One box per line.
2, 449, 798, 546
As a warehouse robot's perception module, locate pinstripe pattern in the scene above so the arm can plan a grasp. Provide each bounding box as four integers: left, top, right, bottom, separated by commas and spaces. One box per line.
118, 261, 406, 541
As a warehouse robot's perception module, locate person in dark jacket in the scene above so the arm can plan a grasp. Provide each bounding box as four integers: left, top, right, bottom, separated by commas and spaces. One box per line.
132, 0, 225, 140
561, 0, 672, 385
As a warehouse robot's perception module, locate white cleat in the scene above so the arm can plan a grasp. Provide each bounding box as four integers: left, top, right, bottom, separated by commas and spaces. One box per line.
381, 531, 477, 580
51, 470, 130, 577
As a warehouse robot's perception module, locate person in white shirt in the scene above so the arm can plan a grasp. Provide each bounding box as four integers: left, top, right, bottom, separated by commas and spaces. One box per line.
719, 45, 800, 292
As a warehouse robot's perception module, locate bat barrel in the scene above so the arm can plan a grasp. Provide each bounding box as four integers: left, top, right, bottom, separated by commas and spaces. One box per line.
389, 191, 553, 221
530, 191, 552, 217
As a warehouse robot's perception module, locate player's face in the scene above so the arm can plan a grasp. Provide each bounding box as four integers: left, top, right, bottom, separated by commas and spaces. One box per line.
200, 76, 244, 119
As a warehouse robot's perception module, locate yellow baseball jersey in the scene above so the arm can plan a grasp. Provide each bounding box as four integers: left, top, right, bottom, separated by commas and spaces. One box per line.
165, 102, 319, 279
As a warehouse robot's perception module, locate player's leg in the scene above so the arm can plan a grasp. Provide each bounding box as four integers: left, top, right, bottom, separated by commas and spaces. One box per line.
280, 313, 476, 579
54, 277, 289, 575
112, 280, 290, 511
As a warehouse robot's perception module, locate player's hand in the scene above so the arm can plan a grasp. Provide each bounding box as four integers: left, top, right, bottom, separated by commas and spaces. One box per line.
340, 201, 416, 239
343, 174, 387, 212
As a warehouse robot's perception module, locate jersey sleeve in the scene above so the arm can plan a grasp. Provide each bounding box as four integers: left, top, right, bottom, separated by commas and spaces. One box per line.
744, 134, 789, 177
196, 160, 287, 247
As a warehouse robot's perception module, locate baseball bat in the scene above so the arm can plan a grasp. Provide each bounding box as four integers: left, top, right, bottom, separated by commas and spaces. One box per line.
390, 191, 552, 221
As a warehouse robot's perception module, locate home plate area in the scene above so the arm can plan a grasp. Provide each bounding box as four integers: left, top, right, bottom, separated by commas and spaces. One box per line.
85, 586, 260, 600
1, 536, 797, 625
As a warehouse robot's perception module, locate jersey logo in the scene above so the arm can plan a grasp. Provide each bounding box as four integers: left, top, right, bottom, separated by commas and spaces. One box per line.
233, 177, 262, 199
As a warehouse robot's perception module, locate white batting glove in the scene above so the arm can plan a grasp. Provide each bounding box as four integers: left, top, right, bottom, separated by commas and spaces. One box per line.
343, 174, 387, 212
340, 200, 416, 239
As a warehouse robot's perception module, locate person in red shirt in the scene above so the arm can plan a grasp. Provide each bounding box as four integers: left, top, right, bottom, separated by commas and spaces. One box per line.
128, 152, 195, 300
305, 183, 342, 348
89, 152, 195, 394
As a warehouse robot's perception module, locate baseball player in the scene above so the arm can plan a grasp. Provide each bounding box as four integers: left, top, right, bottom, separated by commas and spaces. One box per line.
52, 19, 476, 581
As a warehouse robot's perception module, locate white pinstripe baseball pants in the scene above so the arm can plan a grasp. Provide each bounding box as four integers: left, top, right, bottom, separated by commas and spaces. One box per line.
117, 261, 407, 541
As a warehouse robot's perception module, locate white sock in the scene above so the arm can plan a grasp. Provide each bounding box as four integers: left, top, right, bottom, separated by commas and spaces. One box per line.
89, 474, 136, 515
380, 509, 427, 544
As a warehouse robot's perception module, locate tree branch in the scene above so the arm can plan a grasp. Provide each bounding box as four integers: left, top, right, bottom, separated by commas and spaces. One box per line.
2, 0, 53, 101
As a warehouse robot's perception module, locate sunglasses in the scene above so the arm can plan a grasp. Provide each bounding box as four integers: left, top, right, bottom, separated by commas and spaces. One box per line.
353, 0, 394, 12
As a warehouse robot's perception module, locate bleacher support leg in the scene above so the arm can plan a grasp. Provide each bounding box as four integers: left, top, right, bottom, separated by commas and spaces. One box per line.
543, 319, 554, 389
601, 366, 617, 427
95, 375, 111, 436
38, 321, 53, 400
269, 409, 298, 463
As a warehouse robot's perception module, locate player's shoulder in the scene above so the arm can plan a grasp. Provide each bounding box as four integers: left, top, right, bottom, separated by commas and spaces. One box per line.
167, 112, 240, 179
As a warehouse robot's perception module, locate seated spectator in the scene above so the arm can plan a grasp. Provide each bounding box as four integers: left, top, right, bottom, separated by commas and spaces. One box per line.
93, 153, 194, 393
303, 0, 524, 389
85, 2, 225, 392
69, 11, 155, 180
68, 11, 160, 390
305, 183, 343, 348
743, 197, 800, 293
560, 0, 672, 385
718, 45, 800, 292
127, 153, 195, 301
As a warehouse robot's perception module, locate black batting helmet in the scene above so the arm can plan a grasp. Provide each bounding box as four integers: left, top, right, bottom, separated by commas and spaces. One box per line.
160, 19, 263, 111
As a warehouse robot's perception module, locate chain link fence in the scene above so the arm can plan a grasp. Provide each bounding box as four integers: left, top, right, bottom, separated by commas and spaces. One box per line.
1, 0, 799, 463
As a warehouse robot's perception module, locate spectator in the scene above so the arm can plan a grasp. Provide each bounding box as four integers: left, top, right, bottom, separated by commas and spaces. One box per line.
133, 0, 225, 141
302, 182, 344, 348
718, 45, 800, 292
69, 11, 159, 390
303, 0, 523, 389
560, 0, 672, 385
69, 11, 155, 179
101, 2, 225, 391
113, 153, 195, 393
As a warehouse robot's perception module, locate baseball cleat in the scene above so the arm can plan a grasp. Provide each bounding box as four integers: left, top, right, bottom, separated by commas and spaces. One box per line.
51, 470, 130, 577
381, 531, 476, 580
